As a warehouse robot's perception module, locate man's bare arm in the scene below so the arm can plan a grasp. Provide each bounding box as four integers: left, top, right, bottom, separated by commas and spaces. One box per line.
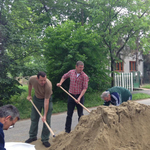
42, 98, 50, 122
56, 77, 65, 87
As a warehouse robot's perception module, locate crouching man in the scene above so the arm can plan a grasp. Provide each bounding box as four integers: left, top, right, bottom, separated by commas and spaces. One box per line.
101, 86, 132, 106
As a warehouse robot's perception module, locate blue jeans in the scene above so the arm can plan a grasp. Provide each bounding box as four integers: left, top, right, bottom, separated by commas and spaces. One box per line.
65, 94, 84, 133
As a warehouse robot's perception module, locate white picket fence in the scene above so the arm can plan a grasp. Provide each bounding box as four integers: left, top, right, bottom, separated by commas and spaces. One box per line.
114, 73, 133, 92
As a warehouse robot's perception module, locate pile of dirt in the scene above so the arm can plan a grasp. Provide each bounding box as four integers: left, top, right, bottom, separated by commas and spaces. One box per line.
49, 101, 150, 150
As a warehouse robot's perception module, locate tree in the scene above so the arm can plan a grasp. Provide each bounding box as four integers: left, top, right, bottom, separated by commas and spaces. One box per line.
0, 0, 45, 105
88, 0, 150, 86
43, 20, 110, 100
26, 0, 90, 26
0, 0, 22, 105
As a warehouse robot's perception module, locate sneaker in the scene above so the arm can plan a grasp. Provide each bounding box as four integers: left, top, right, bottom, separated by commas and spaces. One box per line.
25, 137, 37, 143
43, 141, 51, 147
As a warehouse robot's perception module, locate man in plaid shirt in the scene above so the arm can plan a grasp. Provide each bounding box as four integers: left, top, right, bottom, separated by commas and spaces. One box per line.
57, 61, 89, 133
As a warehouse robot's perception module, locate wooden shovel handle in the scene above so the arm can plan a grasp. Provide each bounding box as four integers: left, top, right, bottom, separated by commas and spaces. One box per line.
30, 100, 55, 137
59, 86, 91, 113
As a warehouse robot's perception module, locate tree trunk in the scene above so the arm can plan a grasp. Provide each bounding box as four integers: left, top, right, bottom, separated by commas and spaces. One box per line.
111, 57, 114, 87
81, 9, 84, 26
135, 36, 140, 71
0, 11, 3, 72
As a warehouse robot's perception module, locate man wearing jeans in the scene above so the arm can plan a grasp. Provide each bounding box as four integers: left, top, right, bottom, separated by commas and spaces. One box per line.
101, 86, 132, 106
25, 71, 53, 148
57, 61, 89, 133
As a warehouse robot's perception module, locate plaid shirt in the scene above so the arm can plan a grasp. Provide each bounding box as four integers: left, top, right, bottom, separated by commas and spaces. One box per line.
62, 69, 89, 95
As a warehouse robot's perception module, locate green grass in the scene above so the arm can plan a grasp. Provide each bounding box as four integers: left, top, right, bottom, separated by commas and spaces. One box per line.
141, 84, 150, 89
10, 91, 32, 119
132, 93, 150, 100
18, 85, 28, 90
85, 91, 103, 107
52, 100, 68, 113
7, 85, 150, 119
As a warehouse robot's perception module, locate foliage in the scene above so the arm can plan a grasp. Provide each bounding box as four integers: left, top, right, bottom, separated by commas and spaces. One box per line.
6, 85, 34, 119
84, 91, 103, 107
0, 0, 46, 105
88, 0, 150, 86
0, 77, 24, 106
23, 0, 91, 26
43, 20, 111, 101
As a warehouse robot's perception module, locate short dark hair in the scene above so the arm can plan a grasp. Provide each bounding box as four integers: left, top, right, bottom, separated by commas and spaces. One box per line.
76, 61, 84, 66
0, 104, 20, 121
37, 71, 46, 79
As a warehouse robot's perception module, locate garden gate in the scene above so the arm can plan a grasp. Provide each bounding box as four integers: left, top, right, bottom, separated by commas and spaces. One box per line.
114, 73, 133, 92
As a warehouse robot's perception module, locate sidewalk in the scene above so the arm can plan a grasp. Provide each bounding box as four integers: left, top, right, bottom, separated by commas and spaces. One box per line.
4, 107, 97, 142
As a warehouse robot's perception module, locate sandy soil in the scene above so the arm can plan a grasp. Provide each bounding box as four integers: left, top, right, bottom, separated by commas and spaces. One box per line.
30, 138, 54, 150
42, 101, 150, 150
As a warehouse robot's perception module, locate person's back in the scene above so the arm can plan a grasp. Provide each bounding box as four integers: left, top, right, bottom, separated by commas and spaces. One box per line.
107, 86, 131, 103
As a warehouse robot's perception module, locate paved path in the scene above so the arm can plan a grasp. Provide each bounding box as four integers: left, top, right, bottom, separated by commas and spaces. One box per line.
4, 107, 97, 142
132, 88, 150, 95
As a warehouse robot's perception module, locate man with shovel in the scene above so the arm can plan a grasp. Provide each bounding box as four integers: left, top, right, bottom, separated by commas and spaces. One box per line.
57, 61, 89, 133
0, 104, 20, 150
25, 71, 53, 148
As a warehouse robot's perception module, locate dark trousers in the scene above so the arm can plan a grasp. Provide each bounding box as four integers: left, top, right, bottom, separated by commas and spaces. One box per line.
65, 94, 84, 133
29, 95, 53, 142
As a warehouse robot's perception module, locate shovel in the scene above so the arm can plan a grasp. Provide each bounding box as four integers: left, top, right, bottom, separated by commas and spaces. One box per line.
30, 99, 55, 137
59, 86, 91, 113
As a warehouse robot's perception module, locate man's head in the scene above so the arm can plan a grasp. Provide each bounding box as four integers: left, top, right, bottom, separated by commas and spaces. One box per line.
75, 61, 84, 74
37, 71, 47, 86
0, 104, 20, 130
101, 91, 111, 102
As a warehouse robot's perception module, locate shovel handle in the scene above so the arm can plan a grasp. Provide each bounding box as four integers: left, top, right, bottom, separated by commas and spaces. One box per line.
30, 100, 55, 137
59, 86, 90, 113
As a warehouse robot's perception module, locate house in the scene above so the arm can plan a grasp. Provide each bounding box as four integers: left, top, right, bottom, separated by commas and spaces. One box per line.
114, 52, 143, 90
115, 52, 143, 74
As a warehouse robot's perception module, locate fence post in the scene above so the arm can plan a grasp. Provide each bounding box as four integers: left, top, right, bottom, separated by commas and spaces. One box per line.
122, 73, 124, 87
114, 72, 133, 92
131, 72, 133, 92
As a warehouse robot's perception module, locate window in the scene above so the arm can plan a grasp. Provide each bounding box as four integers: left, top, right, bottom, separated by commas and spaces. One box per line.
130, 61, 136, 71
115, 62, 124, 71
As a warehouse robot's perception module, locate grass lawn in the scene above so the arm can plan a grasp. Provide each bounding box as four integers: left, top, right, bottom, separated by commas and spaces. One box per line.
132, 93, 150, 100
141, 84, 150, 89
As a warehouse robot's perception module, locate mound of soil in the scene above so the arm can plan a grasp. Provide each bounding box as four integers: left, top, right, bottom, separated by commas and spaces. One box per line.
49, 101, 150, 150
